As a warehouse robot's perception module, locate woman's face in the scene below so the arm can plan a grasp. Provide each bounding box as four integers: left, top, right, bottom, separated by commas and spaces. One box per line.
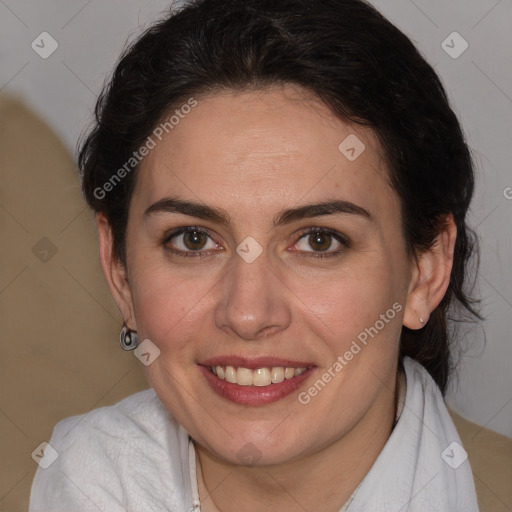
120, 85, 414, 465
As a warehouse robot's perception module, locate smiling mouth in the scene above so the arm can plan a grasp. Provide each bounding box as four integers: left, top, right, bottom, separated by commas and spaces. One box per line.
208, 365, 310, 387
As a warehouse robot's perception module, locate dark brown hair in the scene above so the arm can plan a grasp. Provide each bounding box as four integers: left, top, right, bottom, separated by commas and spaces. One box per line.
79, 0, 481, 392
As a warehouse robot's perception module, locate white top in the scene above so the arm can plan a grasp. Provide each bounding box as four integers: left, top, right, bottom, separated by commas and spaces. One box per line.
29, 356, 480, 512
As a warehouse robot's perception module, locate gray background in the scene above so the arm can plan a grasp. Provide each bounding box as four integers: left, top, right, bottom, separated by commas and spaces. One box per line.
1, 0, 511, 438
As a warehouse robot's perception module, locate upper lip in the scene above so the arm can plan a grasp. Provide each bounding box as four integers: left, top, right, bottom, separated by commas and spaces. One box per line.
200, 356, 315, 369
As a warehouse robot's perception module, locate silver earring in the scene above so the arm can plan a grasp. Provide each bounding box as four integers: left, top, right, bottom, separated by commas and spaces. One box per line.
419, 317, 425, 324
120, 324, 138, 350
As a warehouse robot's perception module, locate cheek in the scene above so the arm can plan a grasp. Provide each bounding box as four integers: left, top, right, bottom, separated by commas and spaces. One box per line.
129, 261, 215, 352
287, 254, 404, 347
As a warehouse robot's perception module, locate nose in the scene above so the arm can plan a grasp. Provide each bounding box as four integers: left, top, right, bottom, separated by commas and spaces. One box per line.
214, 248, 292, 341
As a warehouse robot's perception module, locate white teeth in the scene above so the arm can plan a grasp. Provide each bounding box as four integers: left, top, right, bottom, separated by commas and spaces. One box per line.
211, 365, 307, 386
252, 368, 271, 386
271, 367, 285, 383
225, 366, 237, 383
236, 367, 253, 386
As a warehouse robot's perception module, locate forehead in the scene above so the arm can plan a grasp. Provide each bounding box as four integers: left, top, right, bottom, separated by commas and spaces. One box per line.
134, 85, 395, 220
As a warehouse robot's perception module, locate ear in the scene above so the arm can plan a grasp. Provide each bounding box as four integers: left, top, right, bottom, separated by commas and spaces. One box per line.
403, 214, 457, 330
96, 213, 137, 329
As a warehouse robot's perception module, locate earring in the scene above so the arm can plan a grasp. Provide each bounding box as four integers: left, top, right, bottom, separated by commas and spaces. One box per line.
419, 317, 425, 325
120, 324, 138, 351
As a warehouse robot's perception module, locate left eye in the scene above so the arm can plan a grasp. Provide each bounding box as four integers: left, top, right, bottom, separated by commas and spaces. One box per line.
166, 227, 218, 252
294, 229, 346, 254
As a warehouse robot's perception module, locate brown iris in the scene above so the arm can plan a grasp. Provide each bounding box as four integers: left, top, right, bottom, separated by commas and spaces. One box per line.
183, 230, 208, 250
308, 231, 332, 252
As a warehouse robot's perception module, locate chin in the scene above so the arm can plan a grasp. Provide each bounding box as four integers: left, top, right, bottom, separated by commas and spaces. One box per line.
197, 418, 318, 467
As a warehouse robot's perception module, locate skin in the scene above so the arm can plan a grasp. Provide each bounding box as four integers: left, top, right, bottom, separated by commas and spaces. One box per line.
97, 84, 456, 512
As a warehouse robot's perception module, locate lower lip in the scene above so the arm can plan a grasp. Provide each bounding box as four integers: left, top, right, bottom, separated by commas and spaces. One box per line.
199, 365, 316, 405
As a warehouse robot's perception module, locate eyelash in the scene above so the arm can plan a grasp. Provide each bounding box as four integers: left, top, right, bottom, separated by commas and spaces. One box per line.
161, 226, 349, 259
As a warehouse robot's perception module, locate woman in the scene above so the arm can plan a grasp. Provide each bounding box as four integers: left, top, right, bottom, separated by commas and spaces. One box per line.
29, 0, 481, 510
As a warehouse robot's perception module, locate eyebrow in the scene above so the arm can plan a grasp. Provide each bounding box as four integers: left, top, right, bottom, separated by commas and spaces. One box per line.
144, 196, 372, 227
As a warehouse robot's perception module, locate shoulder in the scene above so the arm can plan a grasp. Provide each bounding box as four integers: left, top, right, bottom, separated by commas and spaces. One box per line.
399, 357, 479, 510
349, 357, 479, 511
401, 355, 457, 436
48, 388, 178, 459
29, 389, 188, 512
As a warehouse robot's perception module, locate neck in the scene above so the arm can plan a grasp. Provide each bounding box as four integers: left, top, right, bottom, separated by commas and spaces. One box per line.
196, 368, 402, 512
